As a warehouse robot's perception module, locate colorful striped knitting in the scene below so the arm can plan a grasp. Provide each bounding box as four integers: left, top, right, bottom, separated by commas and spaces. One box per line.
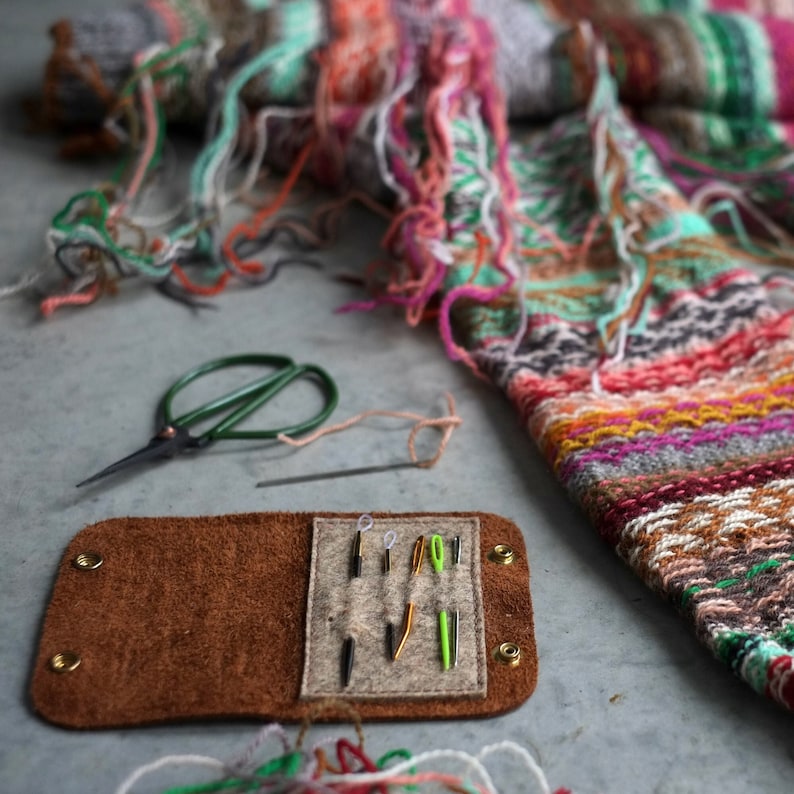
34, 0, 794, 710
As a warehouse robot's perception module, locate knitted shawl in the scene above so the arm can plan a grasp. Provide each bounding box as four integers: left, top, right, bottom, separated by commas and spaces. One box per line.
40, 0, 794, 710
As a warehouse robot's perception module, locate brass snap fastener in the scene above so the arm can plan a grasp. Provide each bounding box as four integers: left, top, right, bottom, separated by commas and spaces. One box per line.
488, 544, 514, 565
49, 651, 81, 673
492, 642, 521, 666
72, 551, 103, 571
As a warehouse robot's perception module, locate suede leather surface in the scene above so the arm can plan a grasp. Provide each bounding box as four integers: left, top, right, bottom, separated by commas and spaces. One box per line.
30, 512, 537, 728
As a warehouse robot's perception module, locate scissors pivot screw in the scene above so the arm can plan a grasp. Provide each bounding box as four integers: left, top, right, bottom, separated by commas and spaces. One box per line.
71, 551, 103, 571
157, 425, 178, 440
49, 651, 82, 673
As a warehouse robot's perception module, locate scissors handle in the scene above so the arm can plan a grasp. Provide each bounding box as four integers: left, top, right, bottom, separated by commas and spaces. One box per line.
161, 354, 338, 441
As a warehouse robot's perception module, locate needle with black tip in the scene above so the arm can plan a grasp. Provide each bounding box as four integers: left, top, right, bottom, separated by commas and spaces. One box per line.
383, 529, 396, 658
342, 636, 355, 688
452, 536, 461, 667
352, 530, 363, 578
452, 610, 459, 668
386, 622, 395, 660
383, 528, 396, 575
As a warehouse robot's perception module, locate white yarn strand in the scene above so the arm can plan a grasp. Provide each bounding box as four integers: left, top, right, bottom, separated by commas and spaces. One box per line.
114, 754, 226, 794
112, 733, 559, 794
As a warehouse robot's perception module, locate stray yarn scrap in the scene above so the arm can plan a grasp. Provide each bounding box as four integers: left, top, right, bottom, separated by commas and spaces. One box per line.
276, 392, 462, 468
34, 0, 794, 709
112, 715, 572, 794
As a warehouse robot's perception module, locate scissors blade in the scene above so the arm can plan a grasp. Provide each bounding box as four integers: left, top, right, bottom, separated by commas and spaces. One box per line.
76, 425, 200, 487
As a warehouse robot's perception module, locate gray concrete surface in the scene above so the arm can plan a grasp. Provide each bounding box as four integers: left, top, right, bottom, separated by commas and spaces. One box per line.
1, 2, 792, 792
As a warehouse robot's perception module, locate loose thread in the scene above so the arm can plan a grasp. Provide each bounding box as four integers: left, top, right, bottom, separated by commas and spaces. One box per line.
221, 141, 315, 278
276, 392, 461, 468
115, 755, 226, 794
231, 106, 314, 206
224, 723, 290, 776
296, 699, 366, 750
111, 48, 163, 217
40, 278, 102, 317
0, 267, 48, 300
111, 720, 571, 794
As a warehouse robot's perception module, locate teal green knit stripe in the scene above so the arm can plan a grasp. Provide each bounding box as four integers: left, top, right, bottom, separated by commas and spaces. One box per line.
681, 555, 794, 607
190, 0, 322, 207
634, 0, 707, 12
737, 13, 776, 117
265, 0, 323, 100
190, 41, 307, 204
687, 14, 727, 115
712, 628, 792, 694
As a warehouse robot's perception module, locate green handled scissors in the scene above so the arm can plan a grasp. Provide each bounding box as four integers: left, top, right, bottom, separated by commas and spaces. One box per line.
76, 353, 338, 487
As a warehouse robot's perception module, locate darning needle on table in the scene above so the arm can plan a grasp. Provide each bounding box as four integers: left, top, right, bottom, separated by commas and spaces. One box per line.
256, 460, 426, 488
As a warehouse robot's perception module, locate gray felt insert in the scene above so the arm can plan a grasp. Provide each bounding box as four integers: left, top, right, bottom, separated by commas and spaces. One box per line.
300, 515, 487, 700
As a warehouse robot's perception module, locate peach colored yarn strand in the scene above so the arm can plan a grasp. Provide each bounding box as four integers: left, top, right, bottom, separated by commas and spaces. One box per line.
277, 392, 461, 467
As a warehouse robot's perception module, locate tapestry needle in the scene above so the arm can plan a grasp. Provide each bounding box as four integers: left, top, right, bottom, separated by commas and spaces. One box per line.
393, 602, 415, 660
386, 622, 395, 659
452, 536, 461, 666
452, 610, 459, 667
352, 530, 363, 578
439, 610, 451, 671
256, 460, 426, 488
393, 538, 425, 662
342, 636, 355, 687
383, 528, 396, 574
411, 535, 426, 575
430, 534, 450, 670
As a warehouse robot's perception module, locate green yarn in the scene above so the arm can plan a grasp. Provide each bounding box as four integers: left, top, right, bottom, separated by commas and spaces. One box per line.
376, 748, 419, 792
265, 0, 323, 101
683, 556, 794, 608
160, 751, 302, 794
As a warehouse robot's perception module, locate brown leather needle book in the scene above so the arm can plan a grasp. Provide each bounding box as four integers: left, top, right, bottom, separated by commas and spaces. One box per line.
31, 511, 537, 728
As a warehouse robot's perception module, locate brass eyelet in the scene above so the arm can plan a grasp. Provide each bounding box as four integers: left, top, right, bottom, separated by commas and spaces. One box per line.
487, 544, 514, 565
49, 651, 81, 673
492, 642, 521, 666
72, 551, 103, 571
